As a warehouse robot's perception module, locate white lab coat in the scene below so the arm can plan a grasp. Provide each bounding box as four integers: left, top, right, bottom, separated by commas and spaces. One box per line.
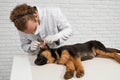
18, 7, 72, 54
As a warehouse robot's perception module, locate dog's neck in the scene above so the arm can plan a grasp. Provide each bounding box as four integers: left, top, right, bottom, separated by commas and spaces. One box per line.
51, 48, 65, 64
49, 49, 60, 63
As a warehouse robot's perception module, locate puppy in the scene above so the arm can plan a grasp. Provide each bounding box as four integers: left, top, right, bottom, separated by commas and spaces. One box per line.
35, 40, 120, 79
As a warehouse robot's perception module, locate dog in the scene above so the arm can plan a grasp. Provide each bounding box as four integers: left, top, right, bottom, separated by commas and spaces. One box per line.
34, 40, 120, 79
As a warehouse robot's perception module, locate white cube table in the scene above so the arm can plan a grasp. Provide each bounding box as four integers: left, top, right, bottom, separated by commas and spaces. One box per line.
10, 54, 120, 80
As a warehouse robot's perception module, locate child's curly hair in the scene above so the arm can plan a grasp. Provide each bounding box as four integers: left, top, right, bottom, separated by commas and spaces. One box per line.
10, 3, 37, 31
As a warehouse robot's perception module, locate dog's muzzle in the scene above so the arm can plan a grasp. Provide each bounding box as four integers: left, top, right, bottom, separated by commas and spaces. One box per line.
34, 56, 47, 65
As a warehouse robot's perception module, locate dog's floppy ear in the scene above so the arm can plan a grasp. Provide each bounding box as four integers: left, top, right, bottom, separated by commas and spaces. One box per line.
37, 38, 49, 50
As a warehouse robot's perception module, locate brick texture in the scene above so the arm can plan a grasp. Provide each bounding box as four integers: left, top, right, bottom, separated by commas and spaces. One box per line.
0, 0, 120, 80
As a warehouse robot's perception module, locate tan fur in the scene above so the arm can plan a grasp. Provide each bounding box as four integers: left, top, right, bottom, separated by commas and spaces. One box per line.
58, 50, 71, 64
64, 60, 75, 79
55, 51, 60, 60
42, 50, 55, 64
93, 48, 120, 63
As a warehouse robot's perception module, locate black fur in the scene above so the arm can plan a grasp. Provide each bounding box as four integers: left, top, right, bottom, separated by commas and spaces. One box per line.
52, 40, 106, 61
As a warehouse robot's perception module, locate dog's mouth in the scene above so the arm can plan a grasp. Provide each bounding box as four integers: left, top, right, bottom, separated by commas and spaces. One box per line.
34, 56, 47, 65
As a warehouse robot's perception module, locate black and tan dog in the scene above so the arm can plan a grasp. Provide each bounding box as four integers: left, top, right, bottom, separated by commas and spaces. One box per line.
34, 40, 120, 79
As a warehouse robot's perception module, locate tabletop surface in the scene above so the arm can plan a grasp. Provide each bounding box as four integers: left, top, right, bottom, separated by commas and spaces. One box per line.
11, 54, 120, 80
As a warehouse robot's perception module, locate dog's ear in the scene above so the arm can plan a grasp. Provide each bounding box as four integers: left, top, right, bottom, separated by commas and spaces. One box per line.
37, 38, 49, 50
40, 43, 49, 50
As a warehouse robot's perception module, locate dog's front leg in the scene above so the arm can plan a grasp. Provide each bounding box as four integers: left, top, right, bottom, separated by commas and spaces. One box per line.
73, 57, 84, 78
57, 50, 75, 79
64, 60, 75, 79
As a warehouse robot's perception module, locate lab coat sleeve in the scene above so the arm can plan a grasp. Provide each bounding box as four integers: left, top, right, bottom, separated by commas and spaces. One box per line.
54, 8, 73, 44
18, 31, 40, 54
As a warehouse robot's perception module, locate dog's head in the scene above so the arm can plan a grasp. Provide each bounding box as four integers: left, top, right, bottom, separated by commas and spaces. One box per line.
34, 49, 56, 65
34, 39, 60, 65
34, 40, 56, 65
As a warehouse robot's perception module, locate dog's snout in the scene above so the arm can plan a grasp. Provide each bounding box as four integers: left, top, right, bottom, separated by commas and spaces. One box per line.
40, 57, 47, 64
34, 56, 47, 65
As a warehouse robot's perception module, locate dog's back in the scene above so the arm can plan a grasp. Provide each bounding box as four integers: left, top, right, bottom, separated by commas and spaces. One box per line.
55, 40, 120, 61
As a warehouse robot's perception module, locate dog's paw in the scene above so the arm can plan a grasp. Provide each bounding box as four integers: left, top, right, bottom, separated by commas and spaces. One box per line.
64, 71, 74, 79
76, 70, 84, 78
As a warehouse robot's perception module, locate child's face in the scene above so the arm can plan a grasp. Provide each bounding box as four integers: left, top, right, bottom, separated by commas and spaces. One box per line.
24, 19, 39, 34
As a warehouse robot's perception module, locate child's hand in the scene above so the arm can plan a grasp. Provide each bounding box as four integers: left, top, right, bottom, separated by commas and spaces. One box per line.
30, 41, 40, 51
44, 35, 59, 44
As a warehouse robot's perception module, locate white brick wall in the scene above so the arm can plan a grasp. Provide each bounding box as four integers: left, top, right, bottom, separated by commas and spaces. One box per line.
0, 0, 120, 80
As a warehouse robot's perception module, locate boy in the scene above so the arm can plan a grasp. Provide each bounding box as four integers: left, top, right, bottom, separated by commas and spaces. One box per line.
10, 3, 72, 54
